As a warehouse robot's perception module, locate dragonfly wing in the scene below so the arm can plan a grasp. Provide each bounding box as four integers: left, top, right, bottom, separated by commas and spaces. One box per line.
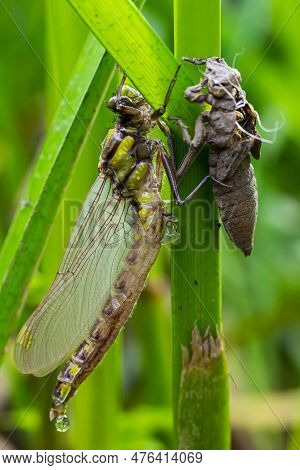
15, 174, 137, 376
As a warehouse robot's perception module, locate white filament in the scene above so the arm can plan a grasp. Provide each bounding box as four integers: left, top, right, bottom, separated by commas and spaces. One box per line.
254, 110, 285, 133
232, 48, 246, 68
236, 121, 275, 144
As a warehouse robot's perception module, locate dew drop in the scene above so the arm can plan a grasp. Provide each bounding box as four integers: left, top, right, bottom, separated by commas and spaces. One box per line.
55, 415, 70, 433
161, 220, 180, 245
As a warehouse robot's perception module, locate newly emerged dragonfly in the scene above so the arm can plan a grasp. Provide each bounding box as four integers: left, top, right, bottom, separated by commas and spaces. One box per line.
14, 68, 187, 432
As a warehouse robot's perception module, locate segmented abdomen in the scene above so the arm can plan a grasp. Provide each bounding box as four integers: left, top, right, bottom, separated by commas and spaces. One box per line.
50, 202, 164, 421
210, 149, 258, 256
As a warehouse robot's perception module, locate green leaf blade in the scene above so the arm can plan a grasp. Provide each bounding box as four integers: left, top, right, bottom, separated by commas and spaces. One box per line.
68, 0, 197, 124
172, 0, 230, 449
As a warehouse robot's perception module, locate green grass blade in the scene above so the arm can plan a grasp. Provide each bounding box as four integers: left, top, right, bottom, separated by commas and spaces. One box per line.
45, 0, 88, 123
172, 0, 230, 449
67, 0, 197, 123
0, 36, 115, 355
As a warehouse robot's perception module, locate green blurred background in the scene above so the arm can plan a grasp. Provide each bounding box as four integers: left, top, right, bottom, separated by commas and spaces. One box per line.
0, 0, 299, 450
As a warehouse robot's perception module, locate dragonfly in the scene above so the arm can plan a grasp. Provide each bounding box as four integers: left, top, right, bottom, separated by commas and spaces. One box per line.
14, 66, 189, 432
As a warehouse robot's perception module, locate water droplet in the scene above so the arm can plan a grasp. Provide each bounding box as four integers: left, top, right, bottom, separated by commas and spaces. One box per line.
55, 415, 70, 433
161, 218, 179, 245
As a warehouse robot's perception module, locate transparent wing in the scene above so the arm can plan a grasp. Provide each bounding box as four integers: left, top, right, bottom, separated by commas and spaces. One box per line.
15, 174, 137, 376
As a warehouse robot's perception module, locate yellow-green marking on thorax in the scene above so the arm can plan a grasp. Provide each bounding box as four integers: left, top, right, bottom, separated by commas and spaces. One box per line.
109, 136, 135, 182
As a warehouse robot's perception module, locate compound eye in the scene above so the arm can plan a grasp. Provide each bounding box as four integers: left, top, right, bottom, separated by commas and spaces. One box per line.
107, 96, 117, 109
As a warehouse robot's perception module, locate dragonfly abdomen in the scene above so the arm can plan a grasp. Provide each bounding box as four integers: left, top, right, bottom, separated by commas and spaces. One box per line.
50, 200, 164, 428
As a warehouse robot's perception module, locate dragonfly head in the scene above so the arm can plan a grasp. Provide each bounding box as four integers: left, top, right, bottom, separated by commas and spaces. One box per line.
107, 85, 147, 115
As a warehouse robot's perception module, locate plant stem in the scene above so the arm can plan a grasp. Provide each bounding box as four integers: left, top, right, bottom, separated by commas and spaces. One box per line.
172, 0, 230, 449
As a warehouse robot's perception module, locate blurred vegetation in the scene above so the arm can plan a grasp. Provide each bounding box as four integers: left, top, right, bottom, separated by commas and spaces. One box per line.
0, 0, 299, 450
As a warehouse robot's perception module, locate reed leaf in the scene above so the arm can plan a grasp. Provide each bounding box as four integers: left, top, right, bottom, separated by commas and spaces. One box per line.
172, 0, 230, 449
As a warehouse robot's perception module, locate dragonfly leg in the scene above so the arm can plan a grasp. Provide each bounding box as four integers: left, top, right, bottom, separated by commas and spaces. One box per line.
182, 56, 207, 66
168, 114, 207, 180
151, 63, 182, 120
116, 74, 127, 99
183, 80, 208, 104
156, 121, 177, 175
115, 104, 143, 116
159, 142, 229, 205
185, 88, 208, 104
168, 116, 192, 145
180, 175, 230, 204
158, 145, 183, 204
158, 116, 203, 182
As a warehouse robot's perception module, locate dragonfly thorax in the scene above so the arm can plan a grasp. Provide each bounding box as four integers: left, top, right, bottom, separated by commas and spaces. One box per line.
100, 130, 159, 196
